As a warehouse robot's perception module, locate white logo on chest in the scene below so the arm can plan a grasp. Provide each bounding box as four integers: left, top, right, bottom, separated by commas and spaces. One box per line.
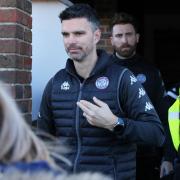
61, 81, 70, 90
95, 77, 109, 89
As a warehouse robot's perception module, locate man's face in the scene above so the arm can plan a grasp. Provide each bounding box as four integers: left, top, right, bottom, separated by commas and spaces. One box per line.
61, 18, 100, 62
111, 24, 139, 58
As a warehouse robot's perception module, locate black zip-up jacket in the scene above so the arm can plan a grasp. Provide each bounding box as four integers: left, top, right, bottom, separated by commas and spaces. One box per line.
113, 53, 175, 162
38, 50, 165, 180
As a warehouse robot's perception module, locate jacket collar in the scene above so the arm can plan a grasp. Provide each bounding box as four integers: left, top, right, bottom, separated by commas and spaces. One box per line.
113, 52, 142, 66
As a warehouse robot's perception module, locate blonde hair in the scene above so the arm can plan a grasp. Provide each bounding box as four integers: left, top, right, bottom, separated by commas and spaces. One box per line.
0, 84, 111, 180
0, 171, 112, 180
0, 83, 54, 166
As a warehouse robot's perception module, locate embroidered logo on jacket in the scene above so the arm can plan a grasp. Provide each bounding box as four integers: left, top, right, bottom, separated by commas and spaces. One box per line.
130, 75, 137, 85
95, 77, 109, 89
61, 81, 70, 90
139, 88, 146, 98
136, 74, 146, 84
145, 102, 154, 111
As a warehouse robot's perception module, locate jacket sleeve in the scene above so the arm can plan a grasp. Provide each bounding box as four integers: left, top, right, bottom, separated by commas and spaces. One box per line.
152, 71, 166, 120
37, 78, 56, 135
118, 69, 165, 147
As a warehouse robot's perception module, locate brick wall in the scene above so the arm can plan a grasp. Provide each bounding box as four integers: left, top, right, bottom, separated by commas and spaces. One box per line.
98, 18, 113, 53
0, 0, 32, 123
95, 0, 118, 53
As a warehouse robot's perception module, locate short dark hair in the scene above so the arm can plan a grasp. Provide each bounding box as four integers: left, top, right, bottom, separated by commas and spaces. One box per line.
110, 12, 139, 33
59, 3, 100, 31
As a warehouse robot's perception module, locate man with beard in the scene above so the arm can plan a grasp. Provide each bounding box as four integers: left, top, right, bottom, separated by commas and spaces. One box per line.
37, 4, 165, 180
110, 12, 175, 180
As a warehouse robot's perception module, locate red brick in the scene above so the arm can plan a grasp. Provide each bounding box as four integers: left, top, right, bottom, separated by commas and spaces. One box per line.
0, 71, 31, 84
0, 9, 32, 28
0, 0, 16, 7
0, 0, 23, 10
98, 39, 105, 46
20, 41, 32, 56
24, 0, 32, 14
23, 57, 32, 69
16, 71, 31, 84
0, 0, 32, 121
106, 39, 112, 46
0, 9, 17, 22
100, 26, 106, 32
101, 32, 111, 39
17, 99, 32, 113
0, 71, 16, 83
17, 10, 32, 28
24, 85, 31, 98
0, 24, 24, 39
10, 84, 31, 99
11, 84, 24, 99
24, 29, 32, 43
0, 40, 32, 56
0, 39, 20, 53
0, 55, 24, 68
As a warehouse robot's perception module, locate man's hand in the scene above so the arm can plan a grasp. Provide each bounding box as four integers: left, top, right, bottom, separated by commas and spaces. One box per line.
160, 160, 174, 178
77, 96, 117, 130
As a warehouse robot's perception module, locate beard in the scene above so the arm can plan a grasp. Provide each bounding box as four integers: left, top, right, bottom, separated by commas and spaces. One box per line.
114, 43, 137, 58
67, 51, 86, 62
66, 45, 85, 62
66, 44, 94, 62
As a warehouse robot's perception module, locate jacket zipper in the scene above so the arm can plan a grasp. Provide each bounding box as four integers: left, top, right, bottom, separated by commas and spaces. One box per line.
73, 82, 83, 173
67, 70, 90, 173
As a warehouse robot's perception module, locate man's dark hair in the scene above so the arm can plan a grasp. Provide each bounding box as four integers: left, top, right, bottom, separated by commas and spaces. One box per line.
59, 3, 100, 31
110, 12, 139, 33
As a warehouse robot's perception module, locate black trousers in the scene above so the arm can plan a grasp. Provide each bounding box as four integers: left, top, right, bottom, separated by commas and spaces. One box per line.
136, 156, 160, 180
173, 163, 180, 180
